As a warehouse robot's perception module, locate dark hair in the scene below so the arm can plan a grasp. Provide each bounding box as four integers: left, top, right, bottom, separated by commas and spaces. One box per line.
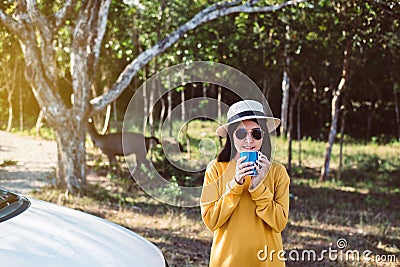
217, 119, 271, 162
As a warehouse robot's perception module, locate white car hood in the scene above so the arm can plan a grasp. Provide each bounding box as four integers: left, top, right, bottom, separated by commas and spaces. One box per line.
0, 198, 165, 267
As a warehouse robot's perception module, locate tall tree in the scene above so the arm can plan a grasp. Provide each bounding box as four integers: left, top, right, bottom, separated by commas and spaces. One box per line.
318, 0, 399, 180
319, 36, 351, 181
280, 24, 290, 137
2, 60, 17, 131
318, 0, 353, 181
0, 0, 306, 194
287, 74, 304, 175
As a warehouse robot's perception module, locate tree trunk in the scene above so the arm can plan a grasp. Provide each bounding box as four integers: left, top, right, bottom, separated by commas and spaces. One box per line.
181, 87, 185, 122
338, 109, 346, 180
19, 82, 23, 132
280, 25, 290, 138
149, 81, 155, 136
319, 38, 351, 182
35, 110, 44, 135
101, 104, 111, 135
320, 90, 340, 182
158, 81, 166, 135
262, 74, 271, 100
202, 83, 207, 118
4, 61, 17, 132
167, 89, 172, 136
218, 86, 222, 123
261, 48, 271, 99
280, 69, 289, 138
287, 79, 303, 175
6, 93, 13, 132
297, 95, 302, 167
366, 100, 374, 140
113, 101, 117, 124
392, 81, 400, 140
287, 111, 293, 175
54, 117, 86, 194
142, 66, 148, 132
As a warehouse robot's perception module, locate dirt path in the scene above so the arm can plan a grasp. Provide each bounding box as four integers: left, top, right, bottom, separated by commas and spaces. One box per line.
0, 130, 57, 195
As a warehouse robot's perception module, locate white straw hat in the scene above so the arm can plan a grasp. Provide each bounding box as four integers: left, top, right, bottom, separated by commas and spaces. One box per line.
216, 100, 280, 137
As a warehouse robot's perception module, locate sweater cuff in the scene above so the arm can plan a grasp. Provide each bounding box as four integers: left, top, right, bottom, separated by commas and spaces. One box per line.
226, 178, 244, 194
249, 182, 273, 201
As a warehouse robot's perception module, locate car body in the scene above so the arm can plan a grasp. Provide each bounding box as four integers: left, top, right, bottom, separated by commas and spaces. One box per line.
0, 188, 166, 267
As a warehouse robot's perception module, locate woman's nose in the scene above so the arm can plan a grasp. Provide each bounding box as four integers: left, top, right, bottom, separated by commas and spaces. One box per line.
245, 132, 253, 142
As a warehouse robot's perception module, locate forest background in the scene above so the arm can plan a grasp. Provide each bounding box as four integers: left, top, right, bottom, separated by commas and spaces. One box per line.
1, 1, 399, 143
0, 0, 399, 266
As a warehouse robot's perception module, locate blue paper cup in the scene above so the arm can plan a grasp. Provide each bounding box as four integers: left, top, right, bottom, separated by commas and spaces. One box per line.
239, 151, 258, 176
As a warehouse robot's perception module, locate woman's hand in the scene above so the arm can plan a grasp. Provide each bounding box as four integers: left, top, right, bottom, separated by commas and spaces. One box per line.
250, 152, 271, 189
235, 155, 255, 185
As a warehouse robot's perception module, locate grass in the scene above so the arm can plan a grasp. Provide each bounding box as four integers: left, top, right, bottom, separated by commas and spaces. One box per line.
30, 121, 399, 266
274, 138, 400, 266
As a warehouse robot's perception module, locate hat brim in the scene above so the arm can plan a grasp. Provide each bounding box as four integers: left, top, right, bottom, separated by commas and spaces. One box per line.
216, 116, 281, 137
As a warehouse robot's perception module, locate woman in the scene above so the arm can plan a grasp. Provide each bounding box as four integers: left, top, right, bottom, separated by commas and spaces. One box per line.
201, 100, 290, 267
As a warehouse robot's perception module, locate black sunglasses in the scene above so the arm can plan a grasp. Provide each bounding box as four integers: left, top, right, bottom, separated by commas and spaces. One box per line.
234, 128, 264, 140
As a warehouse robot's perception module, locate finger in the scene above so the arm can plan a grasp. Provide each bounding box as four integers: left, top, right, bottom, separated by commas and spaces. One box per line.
237, 156, 247, 164
257, 156, 270, 167
263, 156, 271, 165
256, 159, 268, 172
236, 157, 246, 171
255, 159, 263, 168
258, 152, 269, 160
243, 172, 253, 177
237, 164, 253, 176
238, 165, 253, 177
236, 157, 248, 173
246, 164, 256, 172
238, 161, 253, 170
255, 164, 265, 173
245, 165, 257, 175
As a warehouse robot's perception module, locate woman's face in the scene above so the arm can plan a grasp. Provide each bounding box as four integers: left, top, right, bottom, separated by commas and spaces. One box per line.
233, 120, 263, 158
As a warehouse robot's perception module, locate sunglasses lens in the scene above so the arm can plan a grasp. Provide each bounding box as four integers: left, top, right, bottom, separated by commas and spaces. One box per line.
235, 128, 264, 140
235, 129, 247, 139
252, 129, 263, 140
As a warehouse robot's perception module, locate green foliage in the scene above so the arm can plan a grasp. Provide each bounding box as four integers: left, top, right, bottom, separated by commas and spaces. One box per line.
147, 118, 220, 187
1, 0, 399, 139
32, 127, 56, 141
153, 175, 183, 205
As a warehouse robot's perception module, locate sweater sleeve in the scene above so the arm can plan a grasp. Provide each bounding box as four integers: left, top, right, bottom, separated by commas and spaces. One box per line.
200, 161, 244, 231
249, 163, 290, 233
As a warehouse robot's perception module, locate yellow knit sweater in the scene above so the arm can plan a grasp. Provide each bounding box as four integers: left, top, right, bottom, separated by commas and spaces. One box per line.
201, 160, 290, 267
